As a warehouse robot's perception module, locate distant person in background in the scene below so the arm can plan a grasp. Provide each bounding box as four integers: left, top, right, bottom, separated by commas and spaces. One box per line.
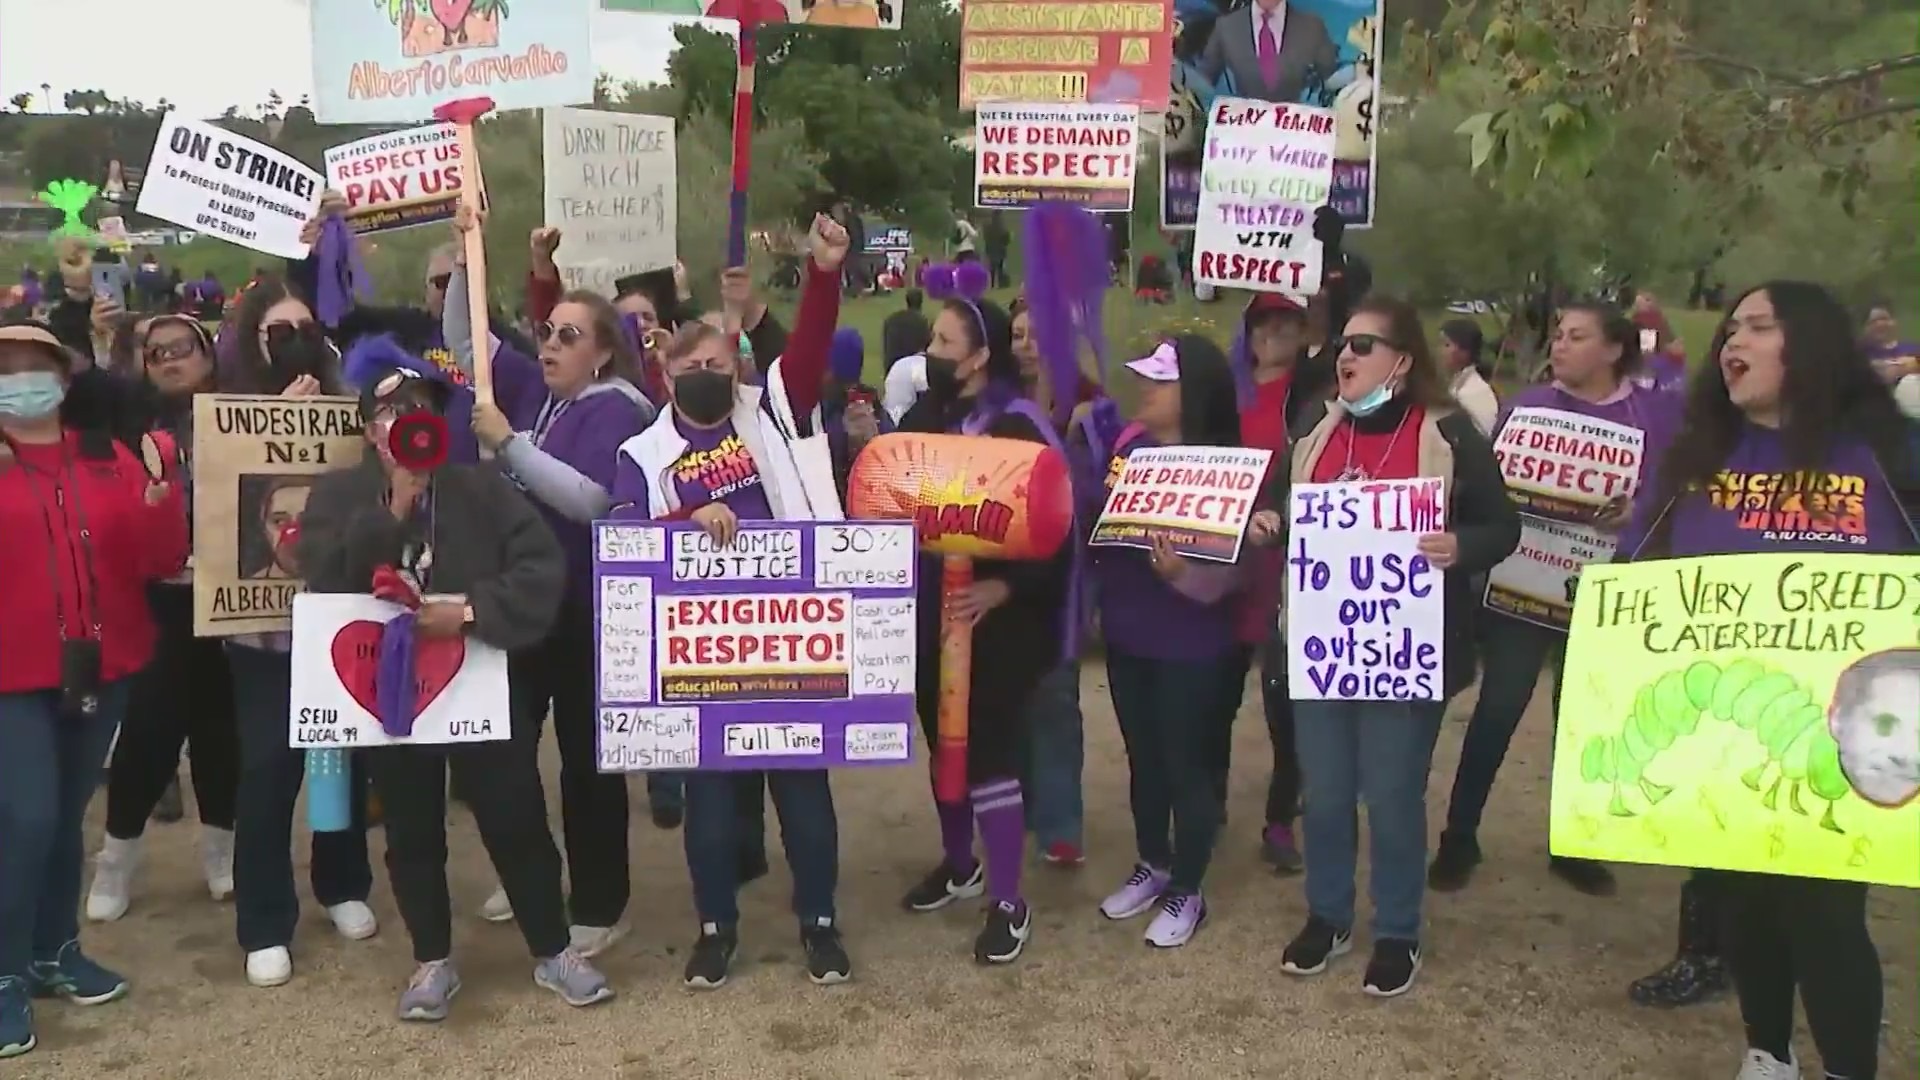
982, 212, 1011, 289
1630, 290, 1675, 356
134, 254, 166, 310
1106, 215, 1131, 285
832, 199, 867, 296
1438, 319, 1497, 436
18, 270, 42, 312
190, 273, 224, 322
1863, 303, 1917, 370
952, 215, 980, 264
881, 288, 931, 369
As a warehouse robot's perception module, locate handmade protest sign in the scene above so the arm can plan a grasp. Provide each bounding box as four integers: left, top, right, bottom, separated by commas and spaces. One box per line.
1285, 477, 1447, 701
288, 593, 511, 749
309, 0, 594, 124
136, 114, 323, 259
324, 124, 464, 236
542, 107, 677, 293
1192, 98, 1336, 297
1552, 553, 1920, 887
958, 0, 1171, 109
191, 395, 366, 636
592, 520, 917, 772
973, 103, 1139, 211
1485, 407, 1647, 629
1089, 445, 1270, 561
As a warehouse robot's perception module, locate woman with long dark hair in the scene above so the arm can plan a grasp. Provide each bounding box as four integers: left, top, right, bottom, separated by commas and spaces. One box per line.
1616, 282, 1916, 1079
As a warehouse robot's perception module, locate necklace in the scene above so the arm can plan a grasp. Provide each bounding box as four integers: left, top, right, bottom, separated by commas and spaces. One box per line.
1335, 406, 1413, 482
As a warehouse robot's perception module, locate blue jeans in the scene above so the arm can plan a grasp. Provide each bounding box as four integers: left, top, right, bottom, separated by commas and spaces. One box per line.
1294, 698, 1445, 941
1021, 659, 1084, 848
683, 771, 836, 926
1444, 613, 1563, 843
0, 681, 128, 980
227, 644, 372, 953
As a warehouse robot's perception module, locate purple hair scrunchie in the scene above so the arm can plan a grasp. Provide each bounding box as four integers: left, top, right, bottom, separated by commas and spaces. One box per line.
313, 214, 369, 329
374, 610, 420, 738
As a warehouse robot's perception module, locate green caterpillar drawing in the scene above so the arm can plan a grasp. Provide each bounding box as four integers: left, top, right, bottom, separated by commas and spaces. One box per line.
1579, 659, 1852, 832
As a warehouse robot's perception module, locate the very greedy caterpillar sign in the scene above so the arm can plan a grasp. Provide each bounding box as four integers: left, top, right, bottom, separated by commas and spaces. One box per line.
592, 520, 918, 772
1553, 553, 1920, 887
191, 396, 366, 637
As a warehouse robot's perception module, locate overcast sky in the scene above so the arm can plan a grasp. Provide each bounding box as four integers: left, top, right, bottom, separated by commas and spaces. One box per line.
0, 0, 697, 117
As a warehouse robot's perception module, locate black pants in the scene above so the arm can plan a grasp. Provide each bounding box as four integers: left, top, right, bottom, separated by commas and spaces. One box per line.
510, 597, 628, 928
106, 584, 238, 837
365, 731, 568, 964
1257, 630, 1300, 827
1722, 871, 1881, 1078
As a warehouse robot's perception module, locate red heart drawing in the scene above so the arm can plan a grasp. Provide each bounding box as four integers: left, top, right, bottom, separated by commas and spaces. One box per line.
330, 620, 466, 729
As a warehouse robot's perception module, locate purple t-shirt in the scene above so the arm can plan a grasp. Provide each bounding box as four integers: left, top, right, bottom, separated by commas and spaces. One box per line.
610, 415, 776, 522
1866, 340, 1918, 362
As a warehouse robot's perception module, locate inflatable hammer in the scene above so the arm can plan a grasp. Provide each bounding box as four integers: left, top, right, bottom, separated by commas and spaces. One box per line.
847, 431, 1074, 803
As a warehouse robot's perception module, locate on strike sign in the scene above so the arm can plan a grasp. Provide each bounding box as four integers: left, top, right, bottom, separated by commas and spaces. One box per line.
1088, 445, 1271, 561
1286, 477, 1447, 702
323, 123, 464, 236
974, 103, 1139, 211
1192, 98, 1336, 297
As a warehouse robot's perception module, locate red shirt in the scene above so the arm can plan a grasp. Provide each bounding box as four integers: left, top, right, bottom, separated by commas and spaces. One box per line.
1234, 372, 1292, 643
1309, 406, 1427, 484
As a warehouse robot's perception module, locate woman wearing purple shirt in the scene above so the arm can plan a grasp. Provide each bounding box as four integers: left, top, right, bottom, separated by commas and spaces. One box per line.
1431, 303, 1681, 899
1617, 282, 1918, 1080
444, 207, 654, 955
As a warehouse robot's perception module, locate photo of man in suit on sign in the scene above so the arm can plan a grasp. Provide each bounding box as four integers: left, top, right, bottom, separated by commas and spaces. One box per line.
1193, 0, 1341, 106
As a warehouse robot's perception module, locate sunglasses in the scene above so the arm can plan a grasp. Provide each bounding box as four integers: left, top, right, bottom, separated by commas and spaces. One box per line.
1335, 333, 1402, 357
536, 321, 589, 347
428, 273, 452, 291
143, 336, 201, 366
264, 320, 325, 348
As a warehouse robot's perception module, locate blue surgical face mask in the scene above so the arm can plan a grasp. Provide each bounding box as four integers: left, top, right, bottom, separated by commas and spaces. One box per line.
1341, 360, 1408, 418
0, 370, 66, 421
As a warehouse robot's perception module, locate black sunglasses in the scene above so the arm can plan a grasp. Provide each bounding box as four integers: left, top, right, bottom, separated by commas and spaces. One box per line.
264, 320, 325, 347
1335, 333, 1402, 357
428, 273, 452, 291
535, 321, 588, 347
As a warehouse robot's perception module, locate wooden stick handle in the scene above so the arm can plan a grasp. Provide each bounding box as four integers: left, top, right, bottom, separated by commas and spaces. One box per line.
452, 120, 493, 410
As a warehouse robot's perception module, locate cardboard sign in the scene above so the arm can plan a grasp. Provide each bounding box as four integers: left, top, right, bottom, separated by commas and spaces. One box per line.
289, 593, 511, 748
958, 0, 1172, 109
136, 113, 323, 259
542, 107, 677, 293
592, 520, 917, 772
1088, 445, 1270, 561
191, 395, 366, 636
1191, 98, 1336, 297
324, 123, 464, 235
973, 103, 1139, 211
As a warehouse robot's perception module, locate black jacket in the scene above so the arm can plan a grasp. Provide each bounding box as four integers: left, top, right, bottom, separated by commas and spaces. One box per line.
296, 457, 565, 653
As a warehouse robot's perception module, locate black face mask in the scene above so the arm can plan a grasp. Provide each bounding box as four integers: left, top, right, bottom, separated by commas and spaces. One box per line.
924, 356, 962, 400
673, 369, 735, 425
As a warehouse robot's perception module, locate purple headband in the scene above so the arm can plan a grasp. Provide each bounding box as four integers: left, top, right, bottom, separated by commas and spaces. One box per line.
923, 260, 991, 343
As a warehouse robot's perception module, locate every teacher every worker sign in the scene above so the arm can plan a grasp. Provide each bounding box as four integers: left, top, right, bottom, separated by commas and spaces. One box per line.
592, 520, 918, 772
1191, 98, 1336, 298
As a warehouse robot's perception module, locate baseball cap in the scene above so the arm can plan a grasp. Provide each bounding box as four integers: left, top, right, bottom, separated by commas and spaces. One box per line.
0, 321, 77, 370
1124, 340, 1180, 382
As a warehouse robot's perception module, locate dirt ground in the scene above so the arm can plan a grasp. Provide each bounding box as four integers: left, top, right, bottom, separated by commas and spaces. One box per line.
15, 665, 1917, 1080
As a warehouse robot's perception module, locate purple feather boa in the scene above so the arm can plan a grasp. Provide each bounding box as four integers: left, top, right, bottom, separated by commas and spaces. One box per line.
1020, 204, 1110, 425
375, 610, 420, 738
313, 215, 369, 329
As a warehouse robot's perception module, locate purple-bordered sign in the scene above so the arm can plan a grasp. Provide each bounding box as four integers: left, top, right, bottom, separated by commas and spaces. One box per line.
592, 519, 918, 772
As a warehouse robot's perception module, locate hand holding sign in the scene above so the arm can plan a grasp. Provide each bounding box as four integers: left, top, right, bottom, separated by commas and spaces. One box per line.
691, 502, 741, 548
1416, 532, 1459, 570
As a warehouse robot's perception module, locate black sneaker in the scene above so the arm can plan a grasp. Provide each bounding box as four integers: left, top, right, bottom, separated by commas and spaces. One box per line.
1280, 916, 1353, 976
800, 918, 852, 985
1549, 855, 1617, 897
1628, 952, 1728, 1008
683, 922, 738, 990
1362, 939, 1422, 998
900, 861, 985, 912
1427, 833, 1482, 892
973, 900, 1031, 964
737, 846, 770, 887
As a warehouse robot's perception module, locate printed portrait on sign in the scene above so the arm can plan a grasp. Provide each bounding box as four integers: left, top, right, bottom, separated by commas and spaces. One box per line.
238, 474, 314, 580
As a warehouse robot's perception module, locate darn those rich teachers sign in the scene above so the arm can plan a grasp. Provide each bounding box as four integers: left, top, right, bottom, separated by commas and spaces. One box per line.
543, 107, 677, 294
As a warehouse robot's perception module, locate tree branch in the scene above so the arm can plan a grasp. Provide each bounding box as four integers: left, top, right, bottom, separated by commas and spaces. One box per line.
1674, 47, 1920, 93
1813, 99, 1920, 138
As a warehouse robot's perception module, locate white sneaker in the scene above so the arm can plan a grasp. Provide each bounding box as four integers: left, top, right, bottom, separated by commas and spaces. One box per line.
85, 836, 142, 922
199, 826, 235, 901
245, 946, 292, 988
568, 923, 628, 959
1735, 1049, 1799, 1080
479, 887, 514, 923
326, 901, 379, 941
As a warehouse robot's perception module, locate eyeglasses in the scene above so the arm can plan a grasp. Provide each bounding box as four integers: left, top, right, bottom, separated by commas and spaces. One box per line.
1335, 333, 1402, 357
428, 273, 452, 291
536, 321, 588, 347
143, 336, 201, 365
263, 321, 325, 348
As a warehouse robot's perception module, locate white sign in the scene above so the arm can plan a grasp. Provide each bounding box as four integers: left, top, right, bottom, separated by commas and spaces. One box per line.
136, 113, 323, 259
1088, 445, 1272, 563
1485, 515, 1618, 630
972, 102, 1139, 212
850, 597, 916, 696
672, 527, 801, 582
1285, 478, 1447, 701
813, 523, 915, 589
598, 706, 699, 771
598, 575, 654, 703
542, 107, 677, 294
725, 722, 826, 757
288, 593, 510, 748
844, 721, 912, 762
1192, 98, 1336, 298
323, 123, 463, 236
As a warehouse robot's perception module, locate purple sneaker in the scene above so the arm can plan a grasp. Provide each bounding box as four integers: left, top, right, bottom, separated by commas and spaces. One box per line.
1261, 823, 1303, 874
1099, 863, 1170, 920
1144, 891, 1207, 948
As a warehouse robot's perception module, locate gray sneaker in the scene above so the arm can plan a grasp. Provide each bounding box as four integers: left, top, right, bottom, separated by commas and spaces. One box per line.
397, 960, 460, 1022
534, 948, 613, 1007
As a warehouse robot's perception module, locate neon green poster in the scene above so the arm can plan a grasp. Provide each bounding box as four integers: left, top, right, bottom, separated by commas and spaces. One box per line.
1552, 553, 1920, 887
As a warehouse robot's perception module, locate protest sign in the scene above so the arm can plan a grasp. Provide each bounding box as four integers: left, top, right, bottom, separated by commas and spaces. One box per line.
973, 103, 1139, 211
1088, 445, 1270, 561
1552, 553, 1920, 887
1285, 477, 1447, 701
191, 395, 366, 637
97, 216, 131, 253
599, 0, 901, 28
1162, 0, 1380, 229
1191, 99, 1336, 297
542, 107, 676, 292
324, 124, 464, 236
309, 0, 594, 124
1484, 407, 1647, 628
135, 114, 323, 259
593, 520, 918, 772
288, 594, 511, 749
958, 0, 1172, 109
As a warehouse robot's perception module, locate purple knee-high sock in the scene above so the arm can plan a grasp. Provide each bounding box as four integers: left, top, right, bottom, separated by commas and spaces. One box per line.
971, 779, 1025, 908
938, 794, 976, 874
